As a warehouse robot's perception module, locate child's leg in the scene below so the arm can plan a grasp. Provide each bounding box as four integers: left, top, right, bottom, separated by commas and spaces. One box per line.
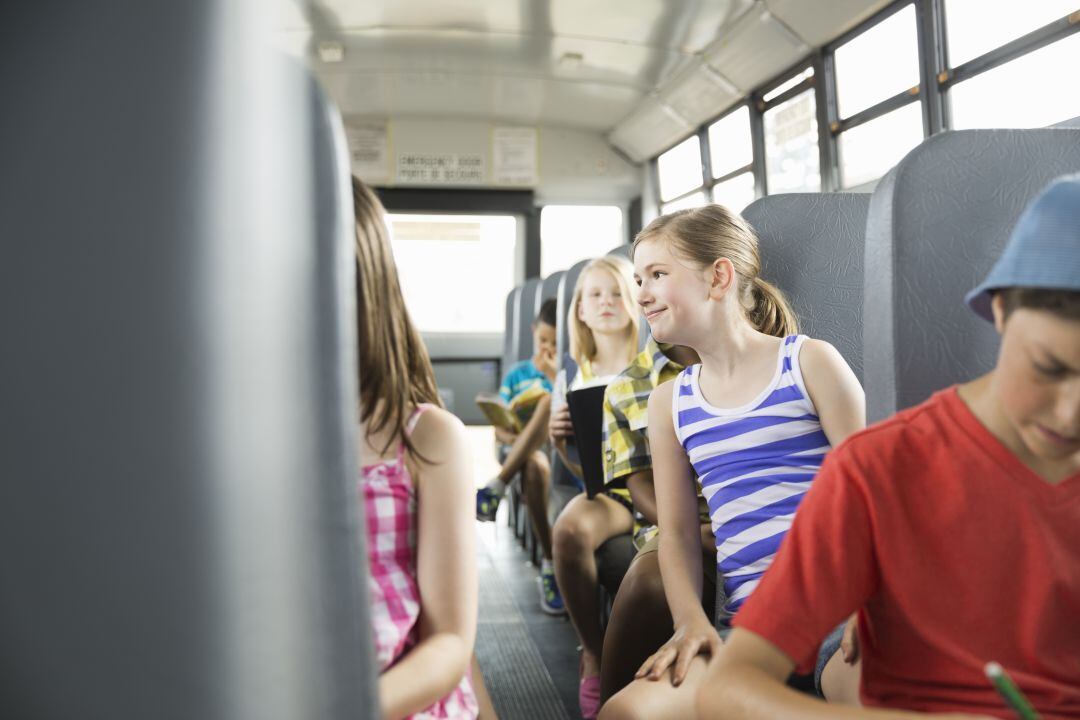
552, 494, 634, 672
470, 653, 499, 720
599, 548, 672, 702
598, 654, 709, 720
495, 396, 551, 484
520, 450, 552, 559
819, 652, 861, 705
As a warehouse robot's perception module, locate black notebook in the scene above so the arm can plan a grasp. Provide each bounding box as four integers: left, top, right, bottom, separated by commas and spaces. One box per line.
566, 384, 609, 499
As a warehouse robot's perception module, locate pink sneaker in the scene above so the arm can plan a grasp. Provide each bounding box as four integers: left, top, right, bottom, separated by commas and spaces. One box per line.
578, 674, 601, 719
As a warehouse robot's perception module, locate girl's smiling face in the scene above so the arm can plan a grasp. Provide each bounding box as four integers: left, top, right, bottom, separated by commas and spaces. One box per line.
633, 236, 711, 346
577, 267, 632, 334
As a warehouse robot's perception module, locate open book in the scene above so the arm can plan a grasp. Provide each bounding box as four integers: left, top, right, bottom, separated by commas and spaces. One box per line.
475, 384, 548, 433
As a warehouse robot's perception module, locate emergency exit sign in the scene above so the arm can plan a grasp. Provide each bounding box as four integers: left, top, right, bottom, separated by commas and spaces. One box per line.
396, 153, 485, 184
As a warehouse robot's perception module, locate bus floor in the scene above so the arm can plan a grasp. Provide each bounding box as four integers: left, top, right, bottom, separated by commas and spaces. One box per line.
475, 511, 579, 720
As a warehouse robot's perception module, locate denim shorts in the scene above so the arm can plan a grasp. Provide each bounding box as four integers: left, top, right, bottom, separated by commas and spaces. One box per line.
712, 579, 844, 698
813, 622, 847, 697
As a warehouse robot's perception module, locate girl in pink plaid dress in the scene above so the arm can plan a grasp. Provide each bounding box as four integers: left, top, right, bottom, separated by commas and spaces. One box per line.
354, 177, 480, 720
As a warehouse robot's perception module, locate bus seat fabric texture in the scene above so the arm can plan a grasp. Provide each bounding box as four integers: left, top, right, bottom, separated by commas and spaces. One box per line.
864, 128, 1080, 422
742, 193, 871, 385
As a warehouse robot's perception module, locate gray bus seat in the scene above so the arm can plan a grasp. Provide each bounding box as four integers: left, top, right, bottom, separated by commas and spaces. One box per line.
541, 270, 565, 304
864, 128, 1080, 422
516, 277, 544, 363
742, 193, 871, 384
0, 6, 375, 718
503, 286, 523, 378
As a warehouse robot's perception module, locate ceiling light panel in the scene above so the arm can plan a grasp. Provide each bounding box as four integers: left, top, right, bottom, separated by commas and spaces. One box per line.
703, 3, 809, 91
765, 0, 892, 47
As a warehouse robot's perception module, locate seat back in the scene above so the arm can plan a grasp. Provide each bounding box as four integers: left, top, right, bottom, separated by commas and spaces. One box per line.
742, 193, 871, 384
864, 128, 1080, 422
503, 286, 522, 375
515, 278, 543, 361
0, 5, 375, 717
556, 259, 593, 362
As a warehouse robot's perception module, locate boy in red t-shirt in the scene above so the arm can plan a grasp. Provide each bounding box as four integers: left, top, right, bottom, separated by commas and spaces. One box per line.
697, 175, 1080, 720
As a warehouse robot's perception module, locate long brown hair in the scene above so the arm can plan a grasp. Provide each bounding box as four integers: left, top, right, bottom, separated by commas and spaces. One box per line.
353, 176, 442, 457
633, 204, 798, 338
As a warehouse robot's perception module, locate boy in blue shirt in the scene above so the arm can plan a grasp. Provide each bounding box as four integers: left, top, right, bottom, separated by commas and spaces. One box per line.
477, 299, 566, 614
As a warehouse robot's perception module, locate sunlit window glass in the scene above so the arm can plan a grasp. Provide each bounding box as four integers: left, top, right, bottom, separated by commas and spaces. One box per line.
708, 106, 753, 179
711, 172, 756, 212
763, 67, 814, 102
540, 205, 623, 277
835, 4, 920, 118
950, 31, 1080, 129
764, 90, 820, 194
945, 0, 1078, 67
387, 214, 517, 333
657, 135, 703, 201
839, 102, 924, 188
661, 192, 707, 215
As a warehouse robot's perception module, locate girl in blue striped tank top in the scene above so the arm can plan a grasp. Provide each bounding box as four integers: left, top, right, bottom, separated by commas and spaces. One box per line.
602, 205, 864, 719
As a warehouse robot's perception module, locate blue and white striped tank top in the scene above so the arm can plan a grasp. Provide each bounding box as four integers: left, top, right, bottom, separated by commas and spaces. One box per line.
672, 335, 830, 622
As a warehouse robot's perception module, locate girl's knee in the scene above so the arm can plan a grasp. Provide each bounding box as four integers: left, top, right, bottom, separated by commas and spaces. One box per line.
552, 515, 588, 557
598, 686, 649, 720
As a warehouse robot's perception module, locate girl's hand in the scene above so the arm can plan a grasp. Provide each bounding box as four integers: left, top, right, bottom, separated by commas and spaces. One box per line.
549, 404, 574, 440
634, 613, 721, 686
494, 426, 518, 446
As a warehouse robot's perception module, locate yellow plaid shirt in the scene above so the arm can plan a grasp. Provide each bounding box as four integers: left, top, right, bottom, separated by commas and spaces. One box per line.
602, 338, 683, 500
602, 339, 711, 532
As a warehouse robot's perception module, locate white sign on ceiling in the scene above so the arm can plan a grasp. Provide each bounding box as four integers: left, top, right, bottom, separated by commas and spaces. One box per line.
345, 122, 389, 183
492, 126, 538, 186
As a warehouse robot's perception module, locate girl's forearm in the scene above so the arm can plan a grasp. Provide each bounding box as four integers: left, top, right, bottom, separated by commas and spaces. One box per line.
659, 527, 708, 627
379, 633, 472, 720
552, 438, 584, 479
701, 663, 925, 720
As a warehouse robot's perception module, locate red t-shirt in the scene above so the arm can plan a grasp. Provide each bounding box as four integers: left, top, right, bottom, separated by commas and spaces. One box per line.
734, 388, 1080, 718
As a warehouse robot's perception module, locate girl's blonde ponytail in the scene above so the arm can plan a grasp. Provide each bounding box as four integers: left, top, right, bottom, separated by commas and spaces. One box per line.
749, 276, 799, 338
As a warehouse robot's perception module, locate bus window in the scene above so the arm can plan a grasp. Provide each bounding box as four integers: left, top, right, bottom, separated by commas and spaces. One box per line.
661, 191, 708, 214
950, 31, 1080, 130
657, 135, 704, 202
764, 88, 820, 193
711, 172, 756, 212
840, 102, 924, 189
945, 0, 1079, 67
707, 105, 752, 180
387, 213, 518, 334
834, 4, 920, 119
540, 205, 623, 277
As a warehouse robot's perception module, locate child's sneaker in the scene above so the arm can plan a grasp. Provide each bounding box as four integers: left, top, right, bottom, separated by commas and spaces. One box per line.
475, 486, 501, 522
538, 569, 566, 616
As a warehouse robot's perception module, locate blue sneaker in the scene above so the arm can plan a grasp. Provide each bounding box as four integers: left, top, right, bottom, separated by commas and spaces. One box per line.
475, 486, 501, 522
538, 569, 566, 616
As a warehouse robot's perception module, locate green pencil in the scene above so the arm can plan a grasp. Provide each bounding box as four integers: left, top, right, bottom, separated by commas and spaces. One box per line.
984, 662, 1040, 720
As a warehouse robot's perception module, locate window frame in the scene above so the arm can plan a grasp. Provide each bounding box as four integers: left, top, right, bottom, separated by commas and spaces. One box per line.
648, 0, 1080, 209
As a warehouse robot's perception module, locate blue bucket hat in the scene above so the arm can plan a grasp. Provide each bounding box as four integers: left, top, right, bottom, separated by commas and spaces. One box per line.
966, 173, 1080, 322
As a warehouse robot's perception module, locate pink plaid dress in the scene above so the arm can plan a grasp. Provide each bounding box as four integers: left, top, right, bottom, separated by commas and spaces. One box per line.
362, 404, 479, 719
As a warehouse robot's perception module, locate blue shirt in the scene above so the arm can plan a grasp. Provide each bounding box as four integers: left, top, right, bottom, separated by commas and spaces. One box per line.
499, 359, 553, 404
